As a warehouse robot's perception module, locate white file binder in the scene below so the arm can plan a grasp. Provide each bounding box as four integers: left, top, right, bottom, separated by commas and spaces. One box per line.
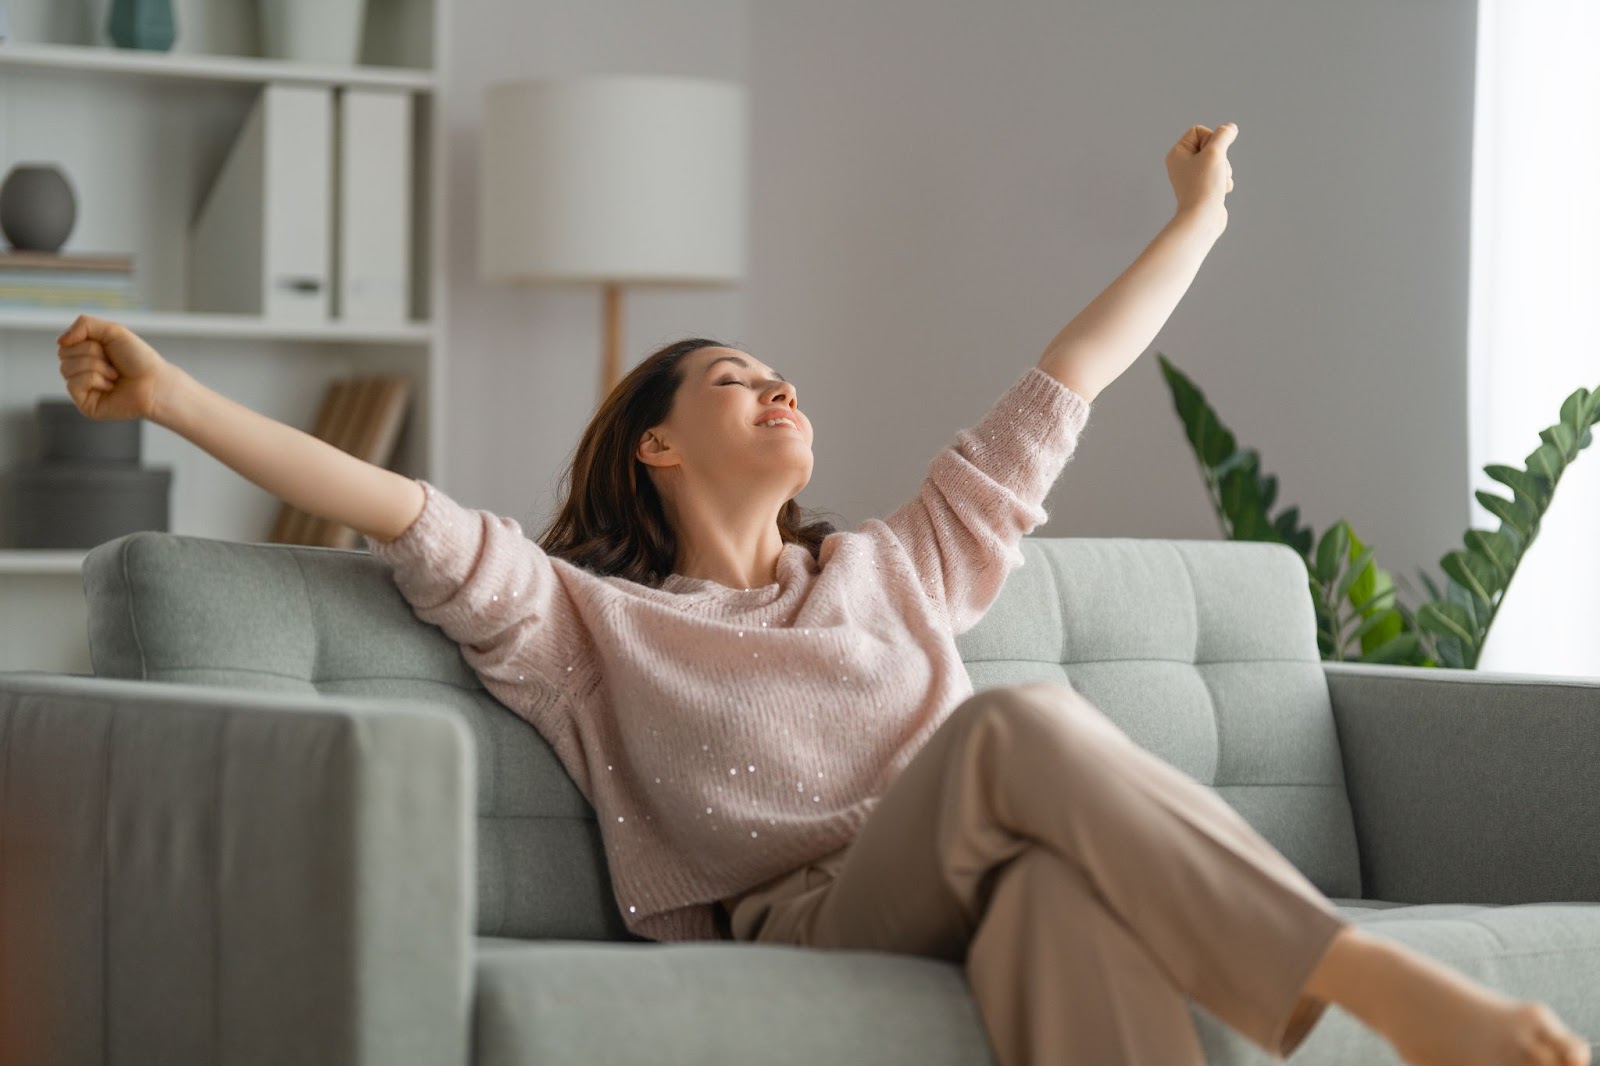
333, 88, 414, 323
188, 83, 333, 321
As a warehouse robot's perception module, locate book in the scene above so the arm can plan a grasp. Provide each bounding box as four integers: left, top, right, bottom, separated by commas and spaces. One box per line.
0, 250, 134, 274
268, 374, 412, 548
0, 275, 138, 310
0, 292, 139, 308
0, 250, 139, 309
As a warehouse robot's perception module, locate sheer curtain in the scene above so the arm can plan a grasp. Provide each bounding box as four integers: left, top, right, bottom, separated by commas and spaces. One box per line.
1468, 0, 1600, 677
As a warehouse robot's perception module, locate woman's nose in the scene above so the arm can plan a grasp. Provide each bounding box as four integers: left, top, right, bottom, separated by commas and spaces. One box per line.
763, 380, 797, 408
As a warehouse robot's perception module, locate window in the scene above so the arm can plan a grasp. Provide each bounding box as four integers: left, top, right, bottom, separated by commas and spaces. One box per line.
1467, 0, 1600, 677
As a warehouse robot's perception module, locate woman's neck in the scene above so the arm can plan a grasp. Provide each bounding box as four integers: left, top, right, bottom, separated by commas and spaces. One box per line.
668, 499, 787, 585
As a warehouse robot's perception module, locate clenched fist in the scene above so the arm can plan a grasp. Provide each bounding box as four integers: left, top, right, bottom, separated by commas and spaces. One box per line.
55, 314, 172, 423
1166, 122, 1237, 221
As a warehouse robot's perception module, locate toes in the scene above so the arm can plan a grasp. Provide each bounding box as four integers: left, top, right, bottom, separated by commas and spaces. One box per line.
1538, 1025, 1592, 1066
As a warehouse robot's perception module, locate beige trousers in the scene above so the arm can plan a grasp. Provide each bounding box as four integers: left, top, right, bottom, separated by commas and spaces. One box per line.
722, 682, 1352, 1066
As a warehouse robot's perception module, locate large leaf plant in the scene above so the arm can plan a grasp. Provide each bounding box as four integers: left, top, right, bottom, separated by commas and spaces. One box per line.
1156, 354, 1599, 668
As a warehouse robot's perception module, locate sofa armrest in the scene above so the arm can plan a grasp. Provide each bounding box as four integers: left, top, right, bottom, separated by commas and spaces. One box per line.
1323, 662, 1600, 905
0, 673, 474, 1066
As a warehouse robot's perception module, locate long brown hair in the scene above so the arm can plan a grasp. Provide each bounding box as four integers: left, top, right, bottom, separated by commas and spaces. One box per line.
539, 337, 835, 586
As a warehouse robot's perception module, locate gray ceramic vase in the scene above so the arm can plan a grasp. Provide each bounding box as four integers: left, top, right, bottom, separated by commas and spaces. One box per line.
0, 164, 78, 253
108, 0, 176, 51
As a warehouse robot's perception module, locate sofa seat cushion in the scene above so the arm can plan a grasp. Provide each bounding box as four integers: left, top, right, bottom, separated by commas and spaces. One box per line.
472, 937, 994, 1066
1193, 899, 1600, 1065
478, 897, 1600, 1066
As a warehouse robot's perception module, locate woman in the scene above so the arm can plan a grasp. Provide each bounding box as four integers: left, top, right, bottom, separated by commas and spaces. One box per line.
55, 122, 1588, 1066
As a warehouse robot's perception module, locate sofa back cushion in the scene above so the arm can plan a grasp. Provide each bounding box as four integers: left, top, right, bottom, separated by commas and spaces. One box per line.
956, 538, 1360, 899
84, 532, 634, 941
83, 532, 1360, 942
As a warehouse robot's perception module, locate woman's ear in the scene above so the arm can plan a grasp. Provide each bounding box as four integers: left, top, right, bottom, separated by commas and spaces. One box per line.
636, 429, 679, 469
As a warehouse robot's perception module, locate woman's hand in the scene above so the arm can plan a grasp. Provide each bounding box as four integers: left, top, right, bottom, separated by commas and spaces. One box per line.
55, 314, 175, 422
1166, 122, 1237, 226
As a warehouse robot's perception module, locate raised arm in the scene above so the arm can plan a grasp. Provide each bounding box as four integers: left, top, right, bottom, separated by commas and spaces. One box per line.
1039, 122, 1237, 401
881, 122, 1239, 630
55, 314, 423, 542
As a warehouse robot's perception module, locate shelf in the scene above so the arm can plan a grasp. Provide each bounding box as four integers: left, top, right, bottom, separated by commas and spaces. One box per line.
0, 308, 432, 344
0, 41, 436, 90
0, 550, 89, 575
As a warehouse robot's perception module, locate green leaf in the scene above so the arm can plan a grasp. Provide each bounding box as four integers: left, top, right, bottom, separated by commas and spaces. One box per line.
1540, 422, 1578, 456
1444, 577, 1483, 630
1366, 610, 1406, 654
1440, 550, 1493, 609
1345, 525, 1377, 598
1475, 491, 1534, 536
1353, 585, 1402, 653
1419, 601, 1475, 645
1315, 523, 1348, 584
1418, 569, 1443, 604
1360, 632, 1418, 665
1211, 448, 1256, 482
1278, 519, 1314, 560
1560, 388, 1588, 428
1259, 474, 1278, 514
1351, 607, 1401, 642
1272, 506, 1304, 546
1194, 409, 1238, 468
1434, 632, 1466, 669
1463, 529, 1516, 583
1526, 443, 1565, 481
1466, 550, 1503, 600
1334, 547, 1376, 603
1158, 355, 1238, 468
1484, 464, 1550, 508
1349, 586, 1396, 614
1219, 464, 1276, 541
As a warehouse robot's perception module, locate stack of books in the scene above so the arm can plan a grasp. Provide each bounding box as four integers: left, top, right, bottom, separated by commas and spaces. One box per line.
268, 374, 412, 549
0, 250, 140, 312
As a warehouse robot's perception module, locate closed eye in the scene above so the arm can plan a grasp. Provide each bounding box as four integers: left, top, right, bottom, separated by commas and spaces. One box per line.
717, 379, 746, 387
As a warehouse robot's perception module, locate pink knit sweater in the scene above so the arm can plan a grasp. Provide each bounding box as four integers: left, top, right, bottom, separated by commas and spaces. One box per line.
364, 367, 1090, 942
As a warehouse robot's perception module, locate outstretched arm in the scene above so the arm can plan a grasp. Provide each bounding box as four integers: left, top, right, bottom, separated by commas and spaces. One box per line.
55, 314, 424, 542
1039, 122, 1238, 402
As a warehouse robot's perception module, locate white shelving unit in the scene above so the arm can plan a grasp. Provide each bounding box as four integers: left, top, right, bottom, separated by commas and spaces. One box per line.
0, 0, 449, 673
0, 549, 88, 575
0, 40, 438, 89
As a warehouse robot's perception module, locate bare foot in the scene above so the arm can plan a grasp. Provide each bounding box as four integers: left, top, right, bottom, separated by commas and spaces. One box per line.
1315, 929, 1591, 1066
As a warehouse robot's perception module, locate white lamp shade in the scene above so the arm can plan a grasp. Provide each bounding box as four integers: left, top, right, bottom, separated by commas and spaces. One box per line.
479, 76, 748, 285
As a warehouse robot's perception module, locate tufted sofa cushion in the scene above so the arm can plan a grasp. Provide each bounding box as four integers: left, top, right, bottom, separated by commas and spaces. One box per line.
83, 532, 635, 941
83, 531, 1360, 943
956, 538, 1361, 899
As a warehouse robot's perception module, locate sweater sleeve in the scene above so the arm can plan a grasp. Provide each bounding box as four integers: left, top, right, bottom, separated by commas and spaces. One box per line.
881, 367, 1091, 634
362, 479, 588, 690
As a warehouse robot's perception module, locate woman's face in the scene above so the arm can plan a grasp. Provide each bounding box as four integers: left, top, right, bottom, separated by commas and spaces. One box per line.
638, 346, 814, 502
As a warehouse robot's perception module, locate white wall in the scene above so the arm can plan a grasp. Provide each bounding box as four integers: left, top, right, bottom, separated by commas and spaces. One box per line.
446, 1, 1479, 606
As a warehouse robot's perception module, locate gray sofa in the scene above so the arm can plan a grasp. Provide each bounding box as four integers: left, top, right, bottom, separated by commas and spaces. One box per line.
1, 531, 1596, 1065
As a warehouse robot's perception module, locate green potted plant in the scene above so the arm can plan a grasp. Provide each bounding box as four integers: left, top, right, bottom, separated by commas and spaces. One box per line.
1156, 354, 1598, 668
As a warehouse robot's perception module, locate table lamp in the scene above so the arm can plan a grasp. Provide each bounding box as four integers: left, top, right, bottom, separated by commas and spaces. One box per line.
479, 75, 748, 400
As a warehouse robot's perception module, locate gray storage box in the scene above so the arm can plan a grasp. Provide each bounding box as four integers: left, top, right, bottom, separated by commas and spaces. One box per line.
36, 400, 142, 465
5, 464, 172, 548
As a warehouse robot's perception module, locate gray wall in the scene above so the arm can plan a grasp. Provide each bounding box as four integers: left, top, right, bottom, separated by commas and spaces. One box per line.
445, 0, 1478, 592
